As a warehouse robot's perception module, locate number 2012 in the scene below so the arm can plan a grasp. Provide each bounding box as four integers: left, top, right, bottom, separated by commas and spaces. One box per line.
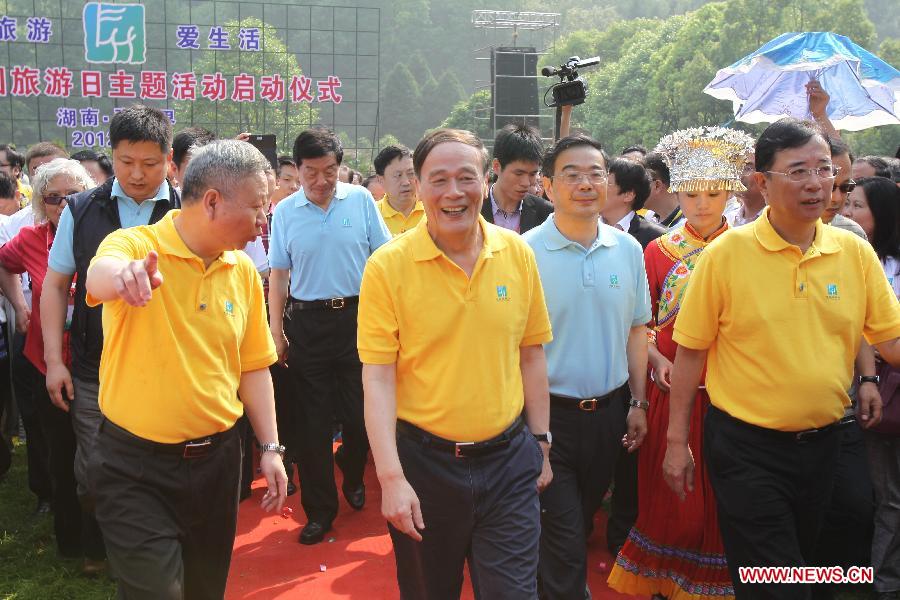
71, 131, 111, 148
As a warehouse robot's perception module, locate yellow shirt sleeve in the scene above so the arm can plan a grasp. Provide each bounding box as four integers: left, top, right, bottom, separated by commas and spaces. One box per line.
520, 247, 553, 347
239, 264, 278, 372
672, 247, 723, 350
861, 244, 900, 345
357, 259, 400, 364
85, 228, 153, 307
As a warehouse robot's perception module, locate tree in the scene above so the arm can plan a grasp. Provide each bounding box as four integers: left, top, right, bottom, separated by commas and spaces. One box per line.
417, 70, 466, 134
174, 17, 318, 156
380, 63, 423, 146
441, 90, 492, 140
406, 52, 436, 90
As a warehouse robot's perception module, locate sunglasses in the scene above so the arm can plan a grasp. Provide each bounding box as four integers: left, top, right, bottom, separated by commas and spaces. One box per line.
42, 195, 69, 206
833, 180, 856, 194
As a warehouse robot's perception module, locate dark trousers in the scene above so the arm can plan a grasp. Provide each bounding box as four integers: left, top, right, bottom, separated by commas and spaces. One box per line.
538, 386, 628, 600
12, 332, 51, 500
90, 419, 241, 600
606, 394, 639, 555
24, 359, 105, 559
0, 338, 11, 477
704, 406, 840, 600
391, 424, 543, 600
813, 419, 873, 600
286, 305, 367, 524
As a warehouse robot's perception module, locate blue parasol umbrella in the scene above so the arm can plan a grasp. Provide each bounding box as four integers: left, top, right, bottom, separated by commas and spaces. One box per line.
704, 32, 900, 131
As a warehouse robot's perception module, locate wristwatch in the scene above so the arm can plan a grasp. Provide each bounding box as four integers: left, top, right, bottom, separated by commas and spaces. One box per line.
533, 431, 553, 445
859, 375, 880, 385
260, 442, 286, 456
629, 398, 650, 410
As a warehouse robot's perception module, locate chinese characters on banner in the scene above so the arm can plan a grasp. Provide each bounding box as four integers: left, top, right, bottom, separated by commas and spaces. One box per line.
0, 67, 343, 104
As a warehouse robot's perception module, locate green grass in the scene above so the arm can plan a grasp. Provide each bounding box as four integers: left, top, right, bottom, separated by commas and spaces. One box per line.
0, 441, 115, 600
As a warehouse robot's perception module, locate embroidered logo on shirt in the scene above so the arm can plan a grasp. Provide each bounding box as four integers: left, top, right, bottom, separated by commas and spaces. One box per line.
496, 285, 509, 301
609, 274, 620, 289
342, 218, 351, 227
826, 284, 839, 299
225, 300, 234, 315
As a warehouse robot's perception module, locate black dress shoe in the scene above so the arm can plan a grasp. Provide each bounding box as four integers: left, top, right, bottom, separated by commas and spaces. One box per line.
343, 483, 365, 510
287, 481, 297, 496
299, 520, 331, 545
33, 499, 52, 516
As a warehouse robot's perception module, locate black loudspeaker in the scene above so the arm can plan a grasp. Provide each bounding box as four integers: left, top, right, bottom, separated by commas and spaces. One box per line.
491, 47, 539, 131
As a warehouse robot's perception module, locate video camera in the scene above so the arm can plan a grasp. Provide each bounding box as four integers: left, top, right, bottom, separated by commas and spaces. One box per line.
541, 56, 601, 107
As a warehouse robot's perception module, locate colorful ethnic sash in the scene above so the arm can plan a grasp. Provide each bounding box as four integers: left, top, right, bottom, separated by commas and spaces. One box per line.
655, 220, 728, 329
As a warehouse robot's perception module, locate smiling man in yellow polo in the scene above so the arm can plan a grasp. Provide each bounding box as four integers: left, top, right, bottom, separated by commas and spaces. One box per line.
84, 140, 286, 600
360, 128, 553, 599
663, 119, 900, 600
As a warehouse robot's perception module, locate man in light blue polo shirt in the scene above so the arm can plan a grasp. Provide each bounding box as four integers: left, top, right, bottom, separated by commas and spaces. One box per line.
268, 128, 390, 545
523, 134, 650, 600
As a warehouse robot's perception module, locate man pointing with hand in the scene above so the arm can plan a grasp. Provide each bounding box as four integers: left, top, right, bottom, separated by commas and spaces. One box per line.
85, 140, 285, 600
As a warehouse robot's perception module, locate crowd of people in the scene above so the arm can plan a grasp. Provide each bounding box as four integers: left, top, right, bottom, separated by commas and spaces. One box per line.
0, 91, 898, 600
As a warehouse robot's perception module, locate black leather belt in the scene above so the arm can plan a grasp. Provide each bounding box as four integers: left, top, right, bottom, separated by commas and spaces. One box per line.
709, 406, 853, 443
397, 417, 525, 458
550, 386, 622, 412
100, 418, 236, 458
290, 296, 359, 311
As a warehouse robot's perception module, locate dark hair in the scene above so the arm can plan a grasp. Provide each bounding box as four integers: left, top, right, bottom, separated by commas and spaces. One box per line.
0, 171, 16, 199
856, 177, 900, 261
275, 155, 296, 176
109, 104, 173, 154
826, 134, 854, 163
24, 142, 68, 174
493, 123, 543, 169
642, 152, 670, 187
888, 158, 900, 184
0, 144, 25, 172
373, 145, 412, 176
621, 144, 647, 157
856, 155, 891, 178
293, 128, 343, 166
362, 175, 379, 190
71, 149, 114, 179
541, 134, 605, 177
609, 157, 652, 210
414, 129, 488, 178
172, 126, 216, 169
755, 118, 824, 173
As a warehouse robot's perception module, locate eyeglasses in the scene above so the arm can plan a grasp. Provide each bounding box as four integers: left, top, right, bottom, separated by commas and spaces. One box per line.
833, 180, 856, 194
42, 195, 69, 206
551, 170, 608, 186
766, 166, 839, 182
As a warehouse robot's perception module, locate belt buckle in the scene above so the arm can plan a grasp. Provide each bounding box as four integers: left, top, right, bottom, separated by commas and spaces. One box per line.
183, 438, 213, 458
454, 442, 475, 458
329, 297, 345, 309
578, 398, 598, 412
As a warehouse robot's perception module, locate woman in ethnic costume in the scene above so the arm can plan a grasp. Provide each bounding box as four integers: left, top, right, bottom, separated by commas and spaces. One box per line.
608, 127, 754, 600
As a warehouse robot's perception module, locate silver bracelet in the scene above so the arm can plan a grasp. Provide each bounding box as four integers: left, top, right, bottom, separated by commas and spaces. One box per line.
259, 442, 286, 456
628, 398, 649, 410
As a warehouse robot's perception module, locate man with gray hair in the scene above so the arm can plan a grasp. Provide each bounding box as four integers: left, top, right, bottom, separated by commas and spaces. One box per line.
84, 140, 286, 599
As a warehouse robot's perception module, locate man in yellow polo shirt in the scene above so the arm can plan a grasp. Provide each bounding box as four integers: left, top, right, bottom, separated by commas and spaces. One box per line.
662, 119, 900, 599
84, 140, 286, 600
359, 128, 553, 599
373, 144, 424, 236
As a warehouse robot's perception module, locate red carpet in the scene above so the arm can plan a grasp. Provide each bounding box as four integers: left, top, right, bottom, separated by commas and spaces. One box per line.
227, 454, 635, 599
